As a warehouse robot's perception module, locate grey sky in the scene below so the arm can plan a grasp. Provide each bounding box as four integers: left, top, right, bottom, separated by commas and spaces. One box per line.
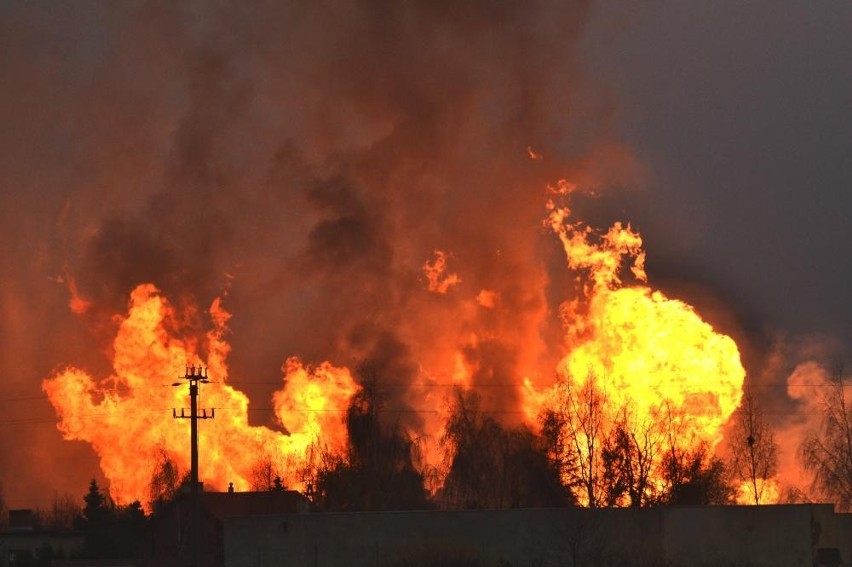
585, 1, 852, 344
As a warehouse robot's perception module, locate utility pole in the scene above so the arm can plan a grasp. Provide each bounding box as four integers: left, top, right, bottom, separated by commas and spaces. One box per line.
173, 366, 215, 567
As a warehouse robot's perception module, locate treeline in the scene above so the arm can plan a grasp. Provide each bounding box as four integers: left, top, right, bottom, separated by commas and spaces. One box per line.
298, 369, 852, 512
145, 368, 852, 513
302, 380, 732, 512
5, 367, 851, 545
304, 382, 575, 511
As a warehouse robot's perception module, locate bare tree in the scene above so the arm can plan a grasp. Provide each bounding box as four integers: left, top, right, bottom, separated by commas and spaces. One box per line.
250, 449, 290, 491
601, 407, 661, 507
48, 493, 80, 530
659, 401, 689, 497
728, 389, 778, 504
440, 389, 509, 508
544, 372, 608, 507
297, 440, 325, 500
800, 364, 852, 511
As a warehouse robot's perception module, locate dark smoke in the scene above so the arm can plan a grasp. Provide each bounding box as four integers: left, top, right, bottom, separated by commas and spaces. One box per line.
0, 0, 639, 505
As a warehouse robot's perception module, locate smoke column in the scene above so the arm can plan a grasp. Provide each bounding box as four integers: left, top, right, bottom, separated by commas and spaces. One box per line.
0, 1, 648, 505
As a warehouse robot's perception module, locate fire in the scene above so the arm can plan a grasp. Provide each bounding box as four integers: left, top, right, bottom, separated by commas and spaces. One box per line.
524, 182, 745, 502
527, 145, 544, 161
423, 250, 461, 294
735, 479, 781, 505
556, 285, 743, 445
42, 284, 356, 506
273, 357, 358, 443
43, 180, 751, 508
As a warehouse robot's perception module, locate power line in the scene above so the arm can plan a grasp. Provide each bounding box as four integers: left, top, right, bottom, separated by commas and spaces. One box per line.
2, 381, 849, 406
0, 394, 52, 402
2, 407, 841, 429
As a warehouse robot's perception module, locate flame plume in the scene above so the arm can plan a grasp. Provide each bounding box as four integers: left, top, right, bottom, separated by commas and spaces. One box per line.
42, 284, 356, 506
525, 183, 746, 503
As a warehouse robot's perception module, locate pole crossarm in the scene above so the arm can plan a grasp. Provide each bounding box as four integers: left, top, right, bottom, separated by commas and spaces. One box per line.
173, 408, 215, 419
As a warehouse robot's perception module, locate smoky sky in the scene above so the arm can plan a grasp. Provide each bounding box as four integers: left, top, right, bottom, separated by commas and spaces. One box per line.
2, 0, 850, 507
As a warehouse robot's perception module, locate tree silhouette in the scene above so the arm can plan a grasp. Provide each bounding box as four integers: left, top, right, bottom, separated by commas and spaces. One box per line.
315, 380, 428, 511
74, 479, 148, 561
543, 374, 736, 507
148, 445, 182, 513
44, 493, 80, 531
78, 479, 109, 528
658, 404, 734, 505
600, 408, 661, 507
661, 444, 733, 505
441, 389, 570, 509
799, 363, 852, 511
542, 372, 608, 507
728, 389, 778, 504
250, 449, 292, 491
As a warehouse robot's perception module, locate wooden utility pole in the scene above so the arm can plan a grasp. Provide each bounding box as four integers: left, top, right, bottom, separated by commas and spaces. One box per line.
173, 366, 215, 567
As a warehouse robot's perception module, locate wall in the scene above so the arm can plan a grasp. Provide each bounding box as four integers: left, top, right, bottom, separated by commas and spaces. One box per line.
224, 505, 852, 567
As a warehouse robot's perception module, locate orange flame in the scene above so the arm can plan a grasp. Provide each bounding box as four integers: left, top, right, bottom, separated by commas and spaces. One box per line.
423, 250, 461, 294
735, 478, 780, 505
475, 289, 500, 309
527, 145, 544, 161
42, 284, 356, 506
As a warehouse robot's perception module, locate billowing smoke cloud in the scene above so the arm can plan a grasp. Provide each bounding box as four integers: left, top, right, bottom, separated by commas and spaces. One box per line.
756, 335, 845, 498
1, 0, 645, 504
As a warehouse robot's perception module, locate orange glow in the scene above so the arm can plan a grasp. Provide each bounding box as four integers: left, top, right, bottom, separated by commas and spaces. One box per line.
65, 274, 91, 315
735, 479, 780, 505
475, 289, 499, 308
42, 284, 356, 506
423, 250, 461, 294
527, 145, 544, 161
